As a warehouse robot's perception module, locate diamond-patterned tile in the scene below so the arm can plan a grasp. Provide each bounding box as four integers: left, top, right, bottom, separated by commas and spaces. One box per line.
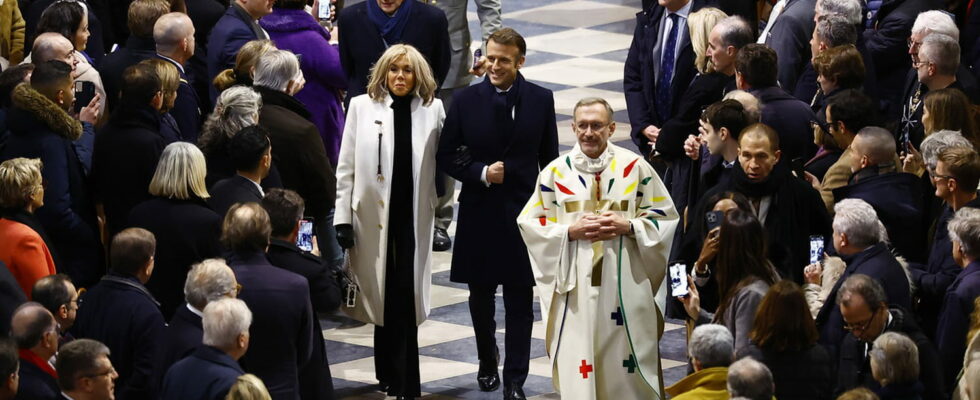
523, 29, 633, 57
521, 57, 625, 87
505, 1, 638, 29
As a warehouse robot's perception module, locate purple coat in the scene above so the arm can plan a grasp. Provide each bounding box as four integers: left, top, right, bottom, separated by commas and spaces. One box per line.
261, 8, 347, 165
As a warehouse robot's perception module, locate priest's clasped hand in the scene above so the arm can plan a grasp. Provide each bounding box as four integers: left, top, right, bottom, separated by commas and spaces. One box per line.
567, 212, 631, 242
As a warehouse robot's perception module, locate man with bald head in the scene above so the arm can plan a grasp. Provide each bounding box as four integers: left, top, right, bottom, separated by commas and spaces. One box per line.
833, 127, 927, 263
154, 12, 201, 142
10, 302, 59, 400
31, 32, 106, 118
687, 123, 831, 283
30, 33, 77, 73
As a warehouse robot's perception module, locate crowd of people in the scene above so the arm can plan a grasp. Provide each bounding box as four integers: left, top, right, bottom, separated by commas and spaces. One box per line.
0, 0, 978, 399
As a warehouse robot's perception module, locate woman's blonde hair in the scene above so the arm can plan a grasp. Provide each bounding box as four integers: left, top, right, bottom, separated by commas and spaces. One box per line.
214, 40, 277, 92
689, 7, 728, 74
366, 44, 436, 105
141, 58, 180, 108
0, 157, 42, 209
149, 142, 210, 200
225, 374, 271, 400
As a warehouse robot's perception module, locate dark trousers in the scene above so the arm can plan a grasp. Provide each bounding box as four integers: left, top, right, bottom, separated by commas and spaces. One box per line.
373, 216, 421, 397
467, 283, 533, 386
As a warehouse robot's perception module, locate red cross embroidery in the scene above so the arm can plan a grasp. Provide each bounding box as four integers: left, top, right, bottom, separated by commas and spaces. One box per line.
579, 360, 593, 379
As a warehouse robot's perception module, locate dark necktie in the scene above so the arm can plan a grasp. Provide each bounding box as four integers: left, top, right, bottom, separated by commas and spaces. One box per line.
494, 90, 514, 143
656, 13, 680, 121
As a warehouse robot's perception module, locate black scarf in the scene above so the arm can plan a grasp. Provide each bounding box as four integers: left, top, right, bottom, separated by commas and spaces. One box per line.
254, 85, 312, 120
732, 162, 789, 199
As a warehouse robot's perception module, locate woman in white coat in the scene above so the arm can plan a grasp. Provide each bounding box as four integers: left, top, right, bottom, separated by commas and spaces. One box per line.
333, 44, 445, 400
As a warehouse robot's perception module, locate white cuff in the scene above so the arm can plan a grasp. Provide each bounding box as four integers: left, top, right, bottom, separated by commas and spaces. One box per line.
481, 165, 490, 187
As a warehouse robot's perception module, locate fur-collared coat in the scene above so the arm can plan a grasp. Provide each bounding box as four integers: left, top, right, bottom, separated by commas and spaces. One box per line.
0, 84, 102, 288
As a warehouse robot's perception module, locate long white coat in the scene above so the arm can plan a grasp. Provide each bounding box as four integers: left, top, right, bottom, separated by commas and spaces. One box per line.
334, 93, 445, 326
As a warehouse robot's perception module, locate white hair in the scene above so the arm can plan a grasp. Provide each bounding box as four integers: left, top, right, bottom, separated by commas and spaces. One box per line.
833, 199, 887, 248
253, 49, 302, 92
723, 90, 760, 123
202, 298, 252, 349
870, 332, 919, 386
920, 33, 960, 76
912, 10, 959, 41
922, 130, 975, 170
689, 324, 734, 368
816, 0, 862, 25
727, 357, 774, 400
948, 207, 980, 260
183, 259, 236, 310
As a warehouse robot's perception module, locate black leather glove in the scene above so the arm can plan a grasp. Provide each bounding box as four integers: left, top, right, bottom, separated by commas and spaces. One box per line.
336, 224, 354, 249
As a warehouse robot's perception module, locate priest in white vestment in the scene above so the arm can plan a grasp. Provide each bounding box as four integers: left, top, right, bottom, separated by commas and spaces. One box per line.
517, 97, 679, 399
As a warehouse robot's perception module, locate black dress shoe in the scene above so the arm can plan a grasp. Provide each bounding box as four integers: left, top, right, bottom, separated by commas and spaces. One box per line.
503, 384, 526, 400
477, 369, 500, 392
433, 227, 452, 251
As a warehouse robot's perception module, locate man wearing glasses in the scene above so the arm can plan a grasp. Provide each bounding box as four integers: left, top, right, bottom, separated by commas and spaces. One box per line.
31, 274, 81, 346
833, 274, 946, 399
57, 339, 119, 400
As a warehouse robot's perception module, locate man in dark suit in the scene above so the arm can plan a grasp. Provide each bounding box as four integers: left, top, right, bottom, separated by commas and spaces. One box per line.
0, 337, 16, 400
262, 188, 340, 400
71, 228, 166, 400
834, 274, 946, 399
437, 28, 558, 400
625, 0, 710, 158
56, 339, 119, 400
183, 0, 224, 111
154, 12, 202, 142
934, 160, 980, 389
757, 0, 815, 93
207, 0, 273, 102
0, 60, 102, 288
97, 0, 169, 111
867, 0, 940, 114
253, 50, 339, 265
735, 44, 817, 163
10, 303, 59, 400
910, 145, 980, 338
337, 0, 451, 105
161, 298, 250, 400
224, 203, 314, 400
813, 199, 912, 358
0, 262, 26, 340
898, 30, 976, 148
91, 62, 166, 239
157, 259, 239, 382
31, 274, 79, 345
209, 126, 271, 217
832, 127, 927, 263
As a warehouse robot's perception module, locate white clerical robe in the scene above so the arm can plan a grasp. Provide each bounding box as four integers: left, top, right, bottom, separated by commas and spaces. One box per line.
517, 143, 678, 399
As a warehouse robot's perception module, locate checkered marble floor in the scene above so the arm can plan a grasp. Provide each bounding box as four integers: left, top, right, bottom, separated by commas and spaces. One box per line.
323, 0, 691, 398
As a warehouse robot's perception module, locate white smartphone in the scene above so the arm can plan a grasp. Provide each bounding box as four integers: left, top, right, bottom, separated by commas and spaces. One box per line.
317, 0, 331, 20
669, 263, 689, 297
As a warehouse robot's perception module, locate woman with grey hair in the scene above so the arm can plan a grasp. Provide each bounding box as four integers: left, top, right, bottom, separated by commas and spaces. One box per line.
870, 332, 923, 399
129, 142, 224, 319
333, 43, 444, 398
198, 85, 282, 188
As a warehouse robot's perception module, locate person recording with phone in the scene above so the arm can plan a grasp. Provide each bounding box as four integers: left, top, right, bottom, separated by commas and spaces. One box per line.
677, 208, 779, 355
261, 188, 339, 400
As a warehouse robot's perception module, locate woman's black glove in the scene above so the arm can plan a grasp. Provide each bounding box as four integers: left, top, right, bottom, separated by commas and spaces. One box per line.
336, 223, 355, 249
